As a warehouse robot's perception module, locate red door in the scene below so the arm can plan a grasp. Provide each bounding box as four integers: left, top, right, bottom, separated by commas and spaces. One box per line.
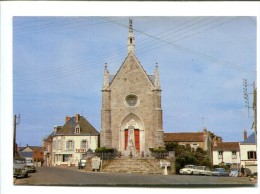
134, 129, 140, 152
125, 129, 140, 152
125, 129, 128, 150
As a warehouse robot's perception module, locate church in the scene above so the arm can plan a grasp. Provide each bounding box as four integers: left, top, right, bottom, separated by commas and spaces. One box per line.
100, 19, 164, 156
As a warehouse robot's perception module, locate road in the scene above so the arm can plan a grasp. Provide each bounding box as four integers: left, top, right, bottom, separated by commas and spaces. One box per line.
14, 166, 257, 187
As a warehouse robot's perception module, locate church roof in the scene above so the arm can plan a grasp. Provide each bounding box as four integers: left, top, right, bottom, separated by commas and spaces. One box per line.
164, 132, 205, 142
55, 114, 99, 136
109, 75, 115, 84
148, 75, 155, 84
108, 52, 156, 88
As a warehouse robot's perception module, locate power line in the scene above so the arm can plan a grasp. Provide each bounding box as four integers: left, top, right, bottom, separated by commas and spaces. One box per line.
103, 17, 255, 74
14, 17, 256, 87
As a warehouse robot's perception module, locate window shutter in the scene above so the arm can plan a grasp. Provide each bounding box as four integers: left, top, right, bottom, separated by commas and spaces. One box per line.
66, 141, 69, 150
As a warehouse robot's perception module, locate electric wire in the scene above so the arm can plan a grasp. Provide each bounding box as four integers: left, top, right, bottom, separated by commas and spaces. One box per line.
14, 17, 256, 89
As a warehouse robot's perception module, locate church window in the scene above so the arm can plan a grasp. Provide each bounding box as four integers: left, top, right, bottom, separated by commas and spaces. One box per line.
126, 94, 138, 107
130, 38, 132, 44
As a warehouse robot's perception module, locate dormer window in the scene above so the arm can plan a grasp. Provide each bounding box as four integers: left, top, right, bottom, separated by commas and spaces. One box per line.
75, 125, 81, 134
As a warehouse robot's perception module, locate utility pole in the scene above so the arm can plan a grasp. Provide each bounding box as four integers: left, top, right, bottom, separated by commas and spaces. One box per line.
243, 79, 257, 144
13, 114, 20, 158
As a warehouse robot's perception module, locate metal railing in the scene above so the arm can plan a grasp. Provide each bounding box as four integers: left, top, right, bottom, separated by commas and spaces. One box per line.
151, 152, 169, 159
95, 152, 117, 160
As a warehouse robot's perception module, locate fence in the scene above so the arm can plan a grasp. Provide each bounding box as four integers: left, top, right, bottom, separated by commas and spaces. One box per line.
151, 152, 169, 159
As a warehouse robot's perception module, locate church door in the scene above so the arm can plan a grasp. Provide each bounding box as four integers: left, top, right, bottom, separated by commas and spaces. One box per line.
124, 129, 140, 152
134, 129, 140, 152
125, 129, 128, 150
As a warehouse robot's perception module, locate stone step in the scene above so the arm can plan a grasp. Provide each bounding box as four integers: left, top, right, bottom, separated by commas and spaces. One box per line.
101, 158, 165, 174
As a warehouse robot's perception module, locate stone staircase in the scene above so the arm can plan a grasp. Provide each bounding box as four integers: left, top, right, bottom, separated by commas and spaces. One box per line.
101, 158, 164, 175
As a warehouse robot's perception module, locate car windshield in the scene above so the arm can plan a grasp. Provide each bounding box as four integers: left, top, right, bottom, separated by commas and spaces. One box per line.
215, 168, 224, 172
184, 165, 195, 168
14, 159, 25, 164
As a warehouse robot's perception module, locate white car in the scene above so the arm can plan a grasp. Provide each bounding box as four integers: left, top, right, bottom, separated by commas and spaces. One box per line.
193, 166, 212, 176
179, 165, 196, 175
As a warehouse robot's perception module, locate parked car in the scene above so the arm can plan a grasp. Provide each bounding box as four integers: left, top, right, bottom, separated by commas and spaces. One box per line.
193, 166, 212, 176
212, 168, 229, 176
229, 169, 239, 177
78, 159, 87, 169
13, 158, 29, 178
25, 158, 36, 173
179, 164, 196, 175
244, 168, 254, 177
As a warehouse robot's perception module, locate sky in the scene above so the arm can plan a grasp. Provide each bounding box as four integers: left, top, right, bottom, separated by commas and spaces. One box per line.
12, 15, 256, 146
1, 2, 259, 194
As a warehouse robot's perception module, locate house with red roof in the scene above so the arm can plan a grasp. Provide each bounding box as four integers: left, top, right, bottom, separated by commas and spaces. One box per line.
212, 141, 240, 168
164, 128, 213, 162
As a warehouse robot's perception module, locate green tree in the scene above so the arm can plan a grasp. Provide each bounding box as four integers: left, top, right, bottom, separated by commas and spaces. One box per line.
164, 142, 213, 173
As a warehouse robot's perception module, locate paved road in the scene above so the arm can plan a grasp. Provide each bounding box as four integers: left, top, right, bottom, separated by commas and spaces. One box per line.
14, 166, 257, 187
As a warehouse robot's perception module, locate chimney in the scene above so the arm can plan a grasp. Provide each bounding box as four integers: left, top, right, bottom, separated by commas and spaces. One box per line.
75, 114, 80, 123
213, 137, 218, 146
203, 127, 207, 135
66, 115, 71, 123
243, 129, 247, 140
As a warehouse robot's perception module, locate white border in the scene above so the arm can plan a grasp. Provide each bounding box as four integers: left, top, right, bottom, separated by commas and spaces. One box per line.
1, 1, 260, 194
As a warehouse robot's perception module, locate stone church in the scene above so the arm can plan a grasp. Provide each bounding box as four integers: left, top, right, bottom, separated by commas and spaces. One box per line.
100, 19, 164, 156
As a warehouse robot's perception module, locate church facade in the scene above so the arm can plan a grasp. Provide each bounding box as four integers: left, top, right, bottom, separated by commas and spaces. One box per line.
100, 19, 164, 156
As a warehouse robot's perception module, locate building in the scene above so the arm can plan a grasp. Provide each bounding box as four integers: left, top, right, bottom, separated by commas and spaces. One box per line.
52, 114, 99, 166
100, 18, 164, 156
212, 141, 240, 168
164, 128, 213, 161
42, 132, 54, 167
240, 130, 257, 173
19, 145, 44, 167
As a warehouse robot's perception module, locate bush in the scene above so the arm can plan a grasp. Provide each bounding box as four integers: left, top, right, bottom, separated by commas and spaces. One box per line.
95, 147, 115, 153
199, 159, 213, 169
184, 155, 199, 166
175, 157, 186, 174
149, 147, 167, 153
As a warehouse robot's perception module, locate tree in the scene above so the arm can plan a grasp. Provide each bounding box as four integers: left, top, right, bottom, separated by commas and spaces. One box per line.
164, 142, 212, 173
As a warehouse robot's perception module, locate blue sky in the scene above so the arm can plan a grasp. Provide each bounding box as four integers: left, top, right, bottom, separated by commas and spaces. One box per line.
13, 16, 256, 146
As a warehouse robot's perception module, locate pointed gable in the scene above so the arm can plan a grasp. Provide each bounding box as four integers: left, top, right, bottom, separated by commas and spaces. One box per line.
55, 114, 99, 136
109, 52, 155, 89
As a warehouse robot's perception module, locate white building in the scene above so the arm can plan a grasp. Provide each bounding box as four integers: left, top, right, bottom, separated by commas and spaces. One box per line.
240, 130, 257, 173
212, 141, 240, 168
52, 114, 99, 167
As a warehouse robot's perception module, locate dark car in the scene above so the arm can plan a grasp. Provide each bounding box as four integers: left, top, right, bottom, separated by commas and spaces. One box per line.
244, 168, 254, 177
78, 159, 87, 169
212, 168, 229, 176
